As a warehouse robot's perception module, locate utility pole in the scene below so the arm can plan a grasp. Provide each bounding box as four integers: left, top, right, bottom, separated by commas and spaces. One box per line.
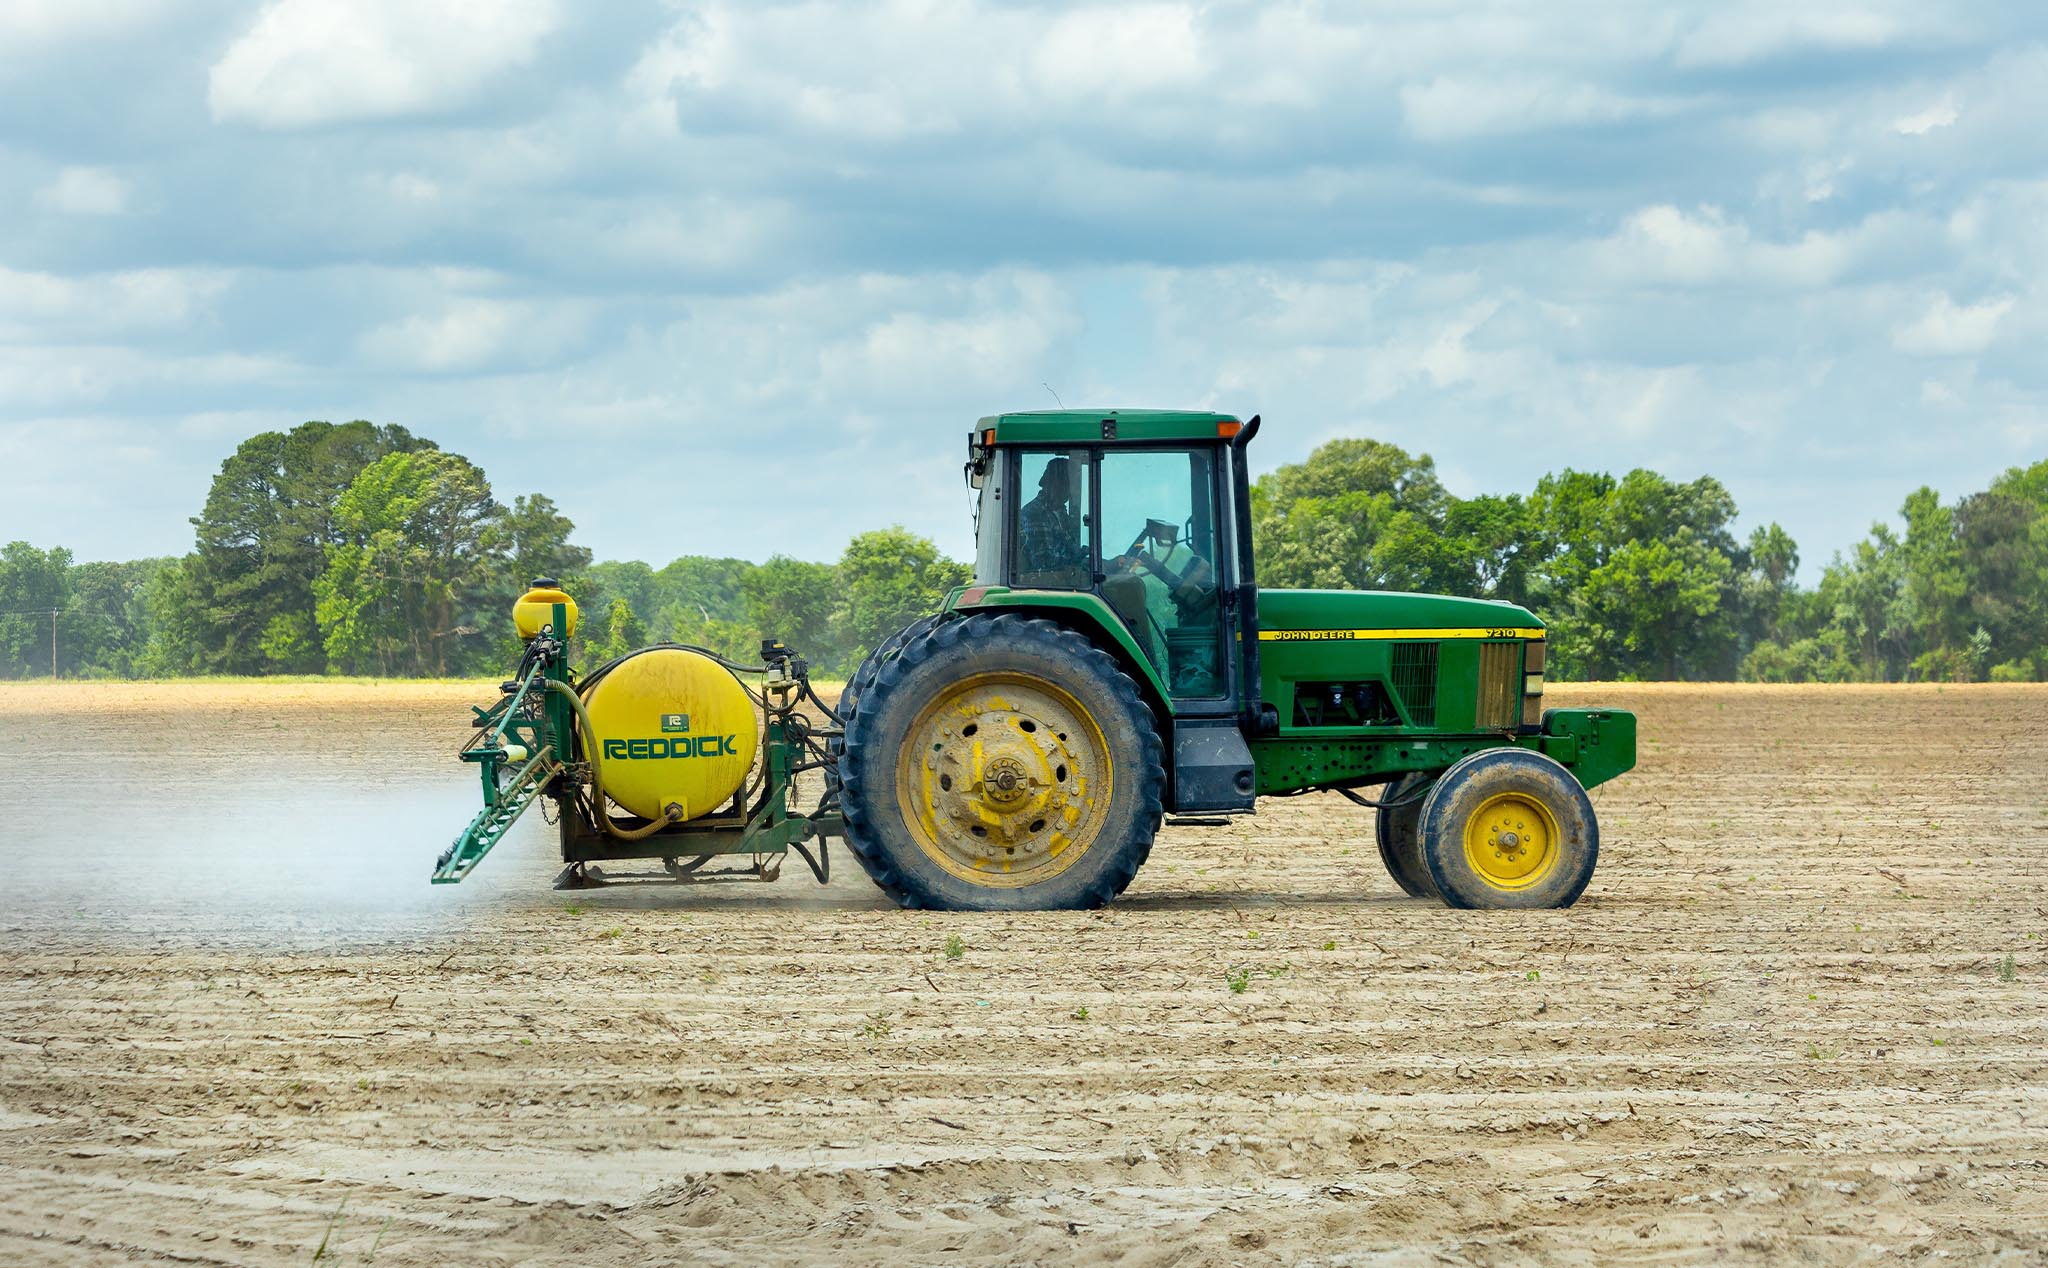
51, 608, 58, 680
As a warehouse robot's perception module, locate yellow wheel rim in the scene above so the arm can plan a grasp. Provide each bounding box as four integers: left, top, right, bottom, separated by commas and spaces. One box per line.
1461, 791, 1560, 890
894, 672, 1112, 888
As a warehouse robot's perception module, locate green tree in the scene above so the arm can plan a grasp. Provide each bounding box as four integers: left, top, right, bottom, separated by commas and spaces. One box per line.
592, 596, 646, 663
1956, 459, 2048, 673
672, 608, 761, 664
655, 556, 755, 625
1446, 493, 1536, 605
1251, 438, 1473, 593
1738, 522, 1800, 652
585, 560, 659, 625
313, 450, 503, 676
742, 556, 843, 670
1740, 627, 1858, 683
185, 421, 434, 673
1898, 486, 1968, 663
0, 542, 71, 677
485, 493, 593, 664
1526, 470, 1744, 679
836, 527, 972, 662
134, 556, 208, 678
61, 558, 171, 678
497, 494, 591, 592
1815, 527, 1909, 681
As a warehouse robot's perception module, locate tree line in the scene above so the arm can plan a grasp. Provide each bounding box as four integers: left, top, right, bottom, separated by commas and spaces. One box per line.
1250, 438, 2048, 683
2, 420, 2044, 683
0, 422, 966, 680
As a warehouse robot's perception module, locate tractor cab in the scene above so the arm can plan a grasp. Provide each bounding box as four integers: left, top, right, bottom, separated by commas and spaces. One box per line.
954, 410, 1265, 817
962, 410, 1256, 713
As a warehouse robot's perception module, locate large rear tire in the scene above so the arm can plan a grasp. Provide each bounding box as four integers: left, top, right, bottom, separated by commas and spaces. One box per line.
832, 613, 944, 754
837, 613, 1164, 910
1419, 749, 1598, 909
1373, 772, 1439, 899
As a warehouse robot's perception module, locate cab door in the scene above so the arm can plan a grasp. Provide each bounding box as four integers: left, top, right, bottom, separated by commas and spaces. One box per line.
1095, 446, 1230, 705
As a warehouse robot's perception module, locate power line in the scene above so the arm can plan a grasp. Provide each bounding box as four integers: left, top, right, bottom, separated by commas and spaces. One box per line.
0, 607, 131, 679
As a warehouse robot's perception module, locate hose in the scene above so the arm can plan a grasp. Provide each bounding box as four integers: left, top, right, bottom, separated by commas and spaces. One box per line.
543, 679, 687, 841
1335, 780, 1431, 811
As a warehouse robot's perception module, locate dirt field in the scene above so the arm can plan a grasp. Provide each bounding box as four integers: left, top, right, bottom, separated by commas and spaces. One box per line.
1, 680, 2044, 1266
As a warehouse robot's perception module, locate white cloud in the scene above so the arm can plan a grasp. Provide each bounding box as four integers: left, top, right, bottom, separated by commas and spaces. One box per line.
1600, 205, 1744, 285
1893, 96, 1959, 136
1674, 8, 1904, 69
1400, 76, 1684, 142
819, 271, 1079, 403
357, 297, 588, 373
33, 166, 131, 216
1892, 294, 2014, 356
0, 0, 166, 49
0, 267, 228, 340
208, 0, 560, 129
1030, 5, 1203, 101
1590, 205, 1923, 289
576, 198, 798, 277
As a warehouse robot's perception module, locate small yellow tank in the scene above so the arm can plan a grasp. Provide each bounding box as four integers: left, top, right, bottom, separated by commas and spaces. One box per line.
512, 578, 579, 641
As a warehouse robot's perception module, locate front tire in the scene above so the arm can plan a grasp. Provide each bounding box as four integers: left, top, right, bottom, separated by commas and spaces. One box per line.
837, 614, 1164, 911
1419, 749, 1598, 909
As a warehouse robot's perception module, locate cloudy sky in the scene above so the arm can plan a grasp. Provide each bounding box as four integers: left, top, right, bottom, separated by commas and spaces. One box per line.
3, 1, 2044, 578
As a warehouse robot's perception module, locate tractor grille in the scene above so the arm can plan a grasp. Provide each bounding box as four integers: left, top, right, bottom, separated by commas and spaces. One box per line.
1390, 642, 1438, 727
1476, 641, 1521, 730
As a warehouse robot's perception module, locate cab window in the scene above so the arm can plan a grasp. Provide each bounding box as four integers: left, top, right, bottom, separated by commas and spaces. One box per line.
1098, 449, 1224, 698
1011, 450, 1092, 590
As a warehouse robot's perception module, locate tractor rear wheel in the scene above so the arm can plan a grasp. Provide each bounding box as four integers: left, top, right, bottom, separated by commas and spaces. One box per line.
1373, 772, 1439, 898
1418, 749, 1598, 909
837, 613, 1164, 910
833, 613, 943, 749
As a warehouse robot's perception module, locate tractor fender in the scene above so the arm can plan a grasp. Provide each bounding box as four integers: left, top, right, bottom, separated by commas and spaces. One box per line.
949, 590, 1175, 724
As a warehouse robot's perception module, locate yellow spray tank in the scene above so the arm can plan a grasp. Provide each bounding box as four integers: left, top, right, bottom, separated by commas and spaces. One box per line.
579, 648, 760, 823
512, 579, 580, 641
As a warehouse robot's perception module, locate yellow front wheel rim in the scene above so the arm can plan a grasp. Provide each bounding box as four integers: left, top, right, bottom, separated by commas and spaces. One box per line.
1461, 791, 1561, 890
894, 672, 1113, 888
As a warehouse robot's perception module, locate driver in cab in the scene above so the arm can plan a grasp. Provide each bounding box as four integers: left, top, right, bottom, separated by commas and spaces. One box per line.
1106, 518, 1218, 687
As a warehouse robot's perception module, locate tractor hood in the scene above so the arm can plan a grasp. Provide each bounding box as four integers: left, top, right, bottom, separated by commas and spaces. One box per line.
1257, 589, 1543, 636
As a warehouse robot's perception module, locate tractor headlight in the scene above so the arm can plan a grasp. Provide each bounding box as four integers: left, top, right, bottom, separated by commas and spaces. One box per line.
1521, 640, 1547, 728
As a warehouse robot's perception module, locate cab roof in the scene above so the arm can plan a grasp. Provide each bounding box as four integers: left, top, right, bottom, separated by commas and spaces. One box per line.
974, 409, 1241, 446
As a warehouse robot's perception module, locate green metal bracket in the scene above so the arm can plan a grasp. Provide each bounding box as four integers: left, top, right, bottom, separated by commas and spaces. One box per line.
434, 744, 558, 883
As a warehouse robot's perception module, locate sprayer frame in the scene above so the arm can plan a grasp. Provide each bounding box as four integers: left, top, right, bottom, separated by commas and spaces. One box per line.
432, 602, 843, 886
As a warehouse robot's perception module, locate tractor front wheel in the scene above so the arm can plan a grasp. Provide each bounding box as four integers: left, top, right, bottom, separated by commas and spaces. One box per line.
1418, 749, 1598, 909
836, 613, 1164, 910
1373, 772, 1438, 899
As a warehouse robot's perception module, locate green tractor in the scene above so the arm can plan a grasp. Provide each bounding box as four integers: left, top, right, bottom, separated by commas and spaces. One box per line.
435, 410, 1635, 911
